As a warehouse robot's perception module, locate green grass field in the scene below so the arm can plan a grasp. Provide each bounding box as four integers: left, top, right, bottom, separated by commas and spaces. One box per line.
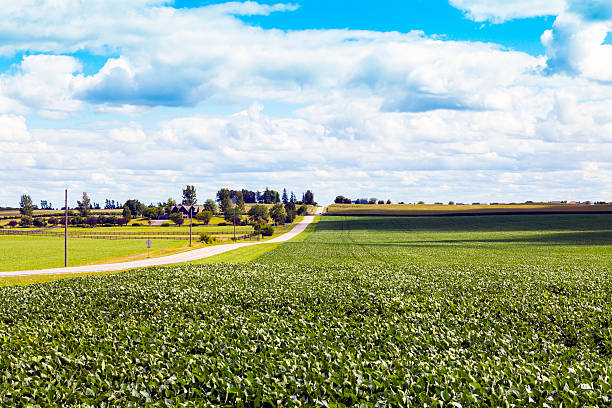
1, 214, 611, 405
0, 236, 187, 272
0, 216, 303, 273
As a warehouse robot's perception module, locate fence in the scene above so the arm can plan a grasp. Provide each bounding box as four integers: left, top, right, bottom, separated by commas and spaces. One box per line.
0, 229, 257, 241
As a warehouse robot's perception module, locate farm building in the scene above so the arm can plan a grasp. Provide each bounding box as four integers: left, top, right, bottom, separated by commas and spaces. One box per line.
170, 205, 200, 219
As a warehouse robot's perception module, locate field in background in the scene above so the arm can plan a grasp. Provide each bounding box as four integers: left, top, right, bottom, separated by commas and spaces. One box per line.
1, 213, 611, 405
0, 208, 122, 218
0, 216, 304, 273
326, 203, 612, 216
0, 236, 188, 272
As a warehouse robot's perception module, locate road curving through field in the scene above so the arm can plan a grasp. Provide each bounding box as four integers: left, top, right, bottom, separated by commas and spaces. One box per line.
1, 208, 323, 277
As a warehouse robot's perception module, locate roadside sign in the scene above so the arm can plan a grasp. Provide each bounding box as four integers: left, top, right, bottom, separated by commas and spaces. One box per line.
146, 239, 152, 248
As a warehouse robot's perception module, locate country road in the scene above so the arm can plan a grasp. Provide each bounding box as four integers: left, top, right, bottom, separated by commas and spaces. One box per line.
0, 208, 323, 277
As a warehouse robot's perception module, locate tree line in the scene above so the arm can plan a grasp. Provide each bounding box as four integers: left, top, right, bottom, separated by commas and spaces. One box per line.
13, 187, 315, 229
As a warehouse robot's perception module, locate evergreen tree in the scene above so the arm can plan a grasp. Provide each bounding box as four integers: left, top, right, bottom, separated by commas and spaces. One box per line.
182, 185, 197, 206
282, 188, 288, 204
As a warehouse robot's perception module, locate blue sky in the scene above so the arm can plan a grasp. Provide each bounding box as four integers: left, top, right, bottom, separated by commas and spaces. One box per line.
1, 0, 612, 207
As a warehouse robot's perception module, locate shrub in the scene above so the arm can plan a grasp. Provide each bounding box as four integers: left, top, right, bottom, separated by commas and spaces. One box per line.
169, 213, 184, 226
8, 220, 18, 228
47, 216, 59, 225
117, 217, 128, 227
33, 218, 47, 228
260, 224, 274, 236
103, 223, 113, 227
86, 216, 98, 227
297, 204, 308, 216
199, 232, 216, 244
196, 210, 213, 225
161, 222, 171, 227
132, 223, 141, 227
218, 222, 228, 226
20, 216, 33, 227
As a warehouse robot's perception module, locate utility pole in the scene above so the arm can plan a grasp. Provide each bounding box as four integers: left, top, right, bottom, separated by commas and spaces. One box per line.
233, 206, 236, 241
189, 206, 193, 247
64, 189, 68, 267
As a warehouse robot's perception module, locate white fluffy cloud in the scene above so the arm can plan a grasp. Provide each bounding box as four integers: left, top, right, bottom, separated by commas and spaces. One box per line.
1, 1, 612, 205
542, 8, 612, 81
449, 0, 565, 22
450, 0, 612, 81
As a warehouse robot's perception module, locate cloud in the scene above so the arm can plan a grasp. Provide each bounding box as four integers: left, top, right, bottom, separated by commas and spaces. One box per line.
448, 1, 612, 82
205, 1, 299, 16
1, 2, 612, 204
1, 55, 84, 117
542, 5, 612, 81
448, 0, 565, 23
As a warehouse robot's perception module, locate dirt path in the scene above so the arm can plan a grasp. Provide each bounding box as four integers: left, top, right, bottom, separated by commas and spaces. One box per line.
1, 208, 322, 277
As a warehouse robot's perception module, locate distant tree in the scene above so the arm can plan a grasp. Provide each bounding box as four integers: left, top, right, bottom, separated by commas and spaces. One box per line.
142, 207, 159, 219
290, 192, 296, 203
47, 216, 59, 225
204, 199, 218, 214
77, 192, 91, 217
117, 217, 128, 227
236, 191, 245, 212
282, 189, 288, 204
19, 194, 34, 217
247, 204, 269, 225
378, 200, 385, 205
304, 190, 315, 205
33, 218, 47, 228
285, 201, 297, 223
297, 204, 308, 216
217, 188, 232, 214
182, 185, 197, 206
169, 212, 184, 226
165, 198, 176, 214
86, 216, 98, 227
124, 199, 144, 217
269, 203, 287, 225
224, 205, 242, 225
241, 189, 257, 203
448, 201, 455, 205
263, 188, 272, 204
20, 216, 33, 227
196, 210, 213, 225
335, 195, 345, 204
386, 200, 392, 204
368, 198, 377, 205
344, 197, 352, 204
224, 205, 240, 225
122, 205, 132, 221
259, 224, 274, 236
418, 201, 425, 205
8, 220, 18, 228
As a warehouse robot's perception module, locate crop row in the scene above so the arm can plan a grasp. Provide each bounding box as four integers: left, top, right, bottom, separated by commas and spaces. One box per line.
1, 261, 611, 406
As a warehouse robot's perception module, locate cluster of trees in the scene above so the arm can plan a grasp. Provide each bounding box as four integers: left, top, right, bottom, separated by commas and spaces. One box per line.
217, 188, 315, 206
335, 196, 392, 205
14, 186, 315, 228
104, 199, 122, 209
247, 202, 309, 227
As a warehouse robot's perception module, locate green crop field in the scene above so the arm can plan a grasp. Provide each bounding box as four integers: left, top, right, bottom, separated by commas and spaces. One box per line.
1, 214, 611, 406
326, 203, 612, 216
